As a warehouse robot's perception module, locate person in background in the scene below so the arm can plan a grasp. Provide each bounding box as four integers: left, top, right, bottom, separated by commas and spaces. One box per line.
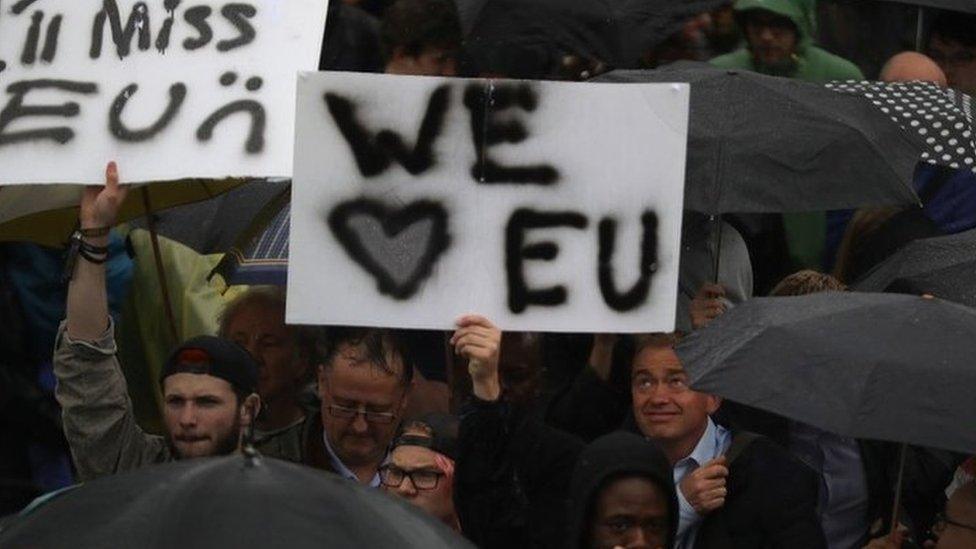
569, 431, 679, 549
380, 0, 462, 76
879, 51, 947, 86
218, 287, 312, 461
864, 481, 976, 549
54, 162, 261, 480
382, 413, 462, 532
926, 12, 976, 96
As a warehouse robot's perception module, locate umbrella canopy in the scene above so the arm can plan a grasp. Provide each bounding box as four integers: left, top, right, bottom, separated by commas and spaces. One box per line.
854, 227, 976, 291
826, 81, 976, 173
210, 186, 291, 286
0, 179, 245, 248
457, 0, 730, 76
128, 180, 290, 255
0, 454, 471, 549
676, 292, 976, 454
886, 259, 976, 307
875, 0, 976, 14
595, 63, 922, 214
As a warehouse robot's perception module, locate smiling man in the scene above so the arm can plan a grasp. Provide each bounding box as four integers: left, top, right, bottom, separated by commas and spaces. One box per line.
55, 162, 261, 480
628, 334, 825, 548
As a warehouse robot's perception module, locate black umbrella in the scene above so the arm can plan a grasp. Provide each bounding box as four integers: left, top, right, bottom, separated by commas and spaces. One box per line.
827, 81, 976, 173
886, 259, 976, 306
457, 0, 731, 77
0, 453, 470, 549
595, 63, 922, 214
129, 180, 290, 255
876, 0, 976, 14
675, 291, 976, 454
854, 227, 976, 291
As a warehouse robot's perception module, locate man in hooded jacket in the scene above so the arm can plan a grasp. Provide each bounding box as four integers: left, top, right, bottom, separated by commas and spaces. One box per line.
569, 431, 679, 549
710, 0, 864, 281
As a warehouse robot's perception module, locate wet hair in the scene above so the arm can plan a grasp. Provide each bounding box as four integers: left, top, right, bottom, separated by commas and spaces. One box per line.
218, 286, 286, 338
929, 13, 976, 49
770, 270, 847, 297
380, 0, 462, 61
313, 327, 415, 386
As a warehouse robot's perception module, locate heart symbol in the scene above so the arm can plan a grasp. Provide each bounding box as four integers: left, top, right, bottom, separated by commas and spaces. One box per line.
327, 198, 450, 299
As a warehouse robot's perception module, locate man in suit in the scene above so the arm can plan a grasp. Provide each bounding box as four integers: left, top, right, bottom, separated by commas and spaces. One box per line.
629, 333, 826, 548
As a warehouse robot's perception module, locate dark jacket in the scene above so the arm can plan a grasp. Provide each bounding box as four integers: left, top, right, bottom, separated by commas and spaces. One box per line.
568, 431, 679, 549
456, 397, 584, 549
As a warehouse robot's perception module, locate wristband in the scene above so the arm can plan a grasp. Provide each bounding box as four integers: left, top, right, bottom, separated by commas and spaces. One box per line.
79, 226, 111, 237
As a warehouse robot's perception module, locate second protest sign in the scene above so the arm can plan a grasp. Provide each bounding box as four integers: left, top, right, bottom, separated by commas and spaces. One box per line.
288, 72, 689, 333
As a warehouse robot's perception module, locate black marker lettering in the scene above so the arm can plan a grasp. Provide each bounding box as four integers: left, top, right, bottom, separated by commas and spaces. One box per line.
40, 14, 62, 63
155, 0, 182, 53
182, 6, 213, 51
325, 85, 451, 177
328, 198, 451, 299
21, 11, 43, 65
464, 83, 559, 185
109, 83, 187, 142
217, 4, 257, 52
0, 80, 98, 146
10, 0, 40, 16
196, 99, 266, 154
505, 208, 587, 313
597, 212, 659, 312
90, 1, 152, 60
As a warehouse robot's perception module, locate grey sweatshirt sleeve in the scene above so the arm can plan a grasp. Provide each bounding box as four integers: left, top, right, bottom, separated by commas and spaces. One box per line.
53, 319, 171, 481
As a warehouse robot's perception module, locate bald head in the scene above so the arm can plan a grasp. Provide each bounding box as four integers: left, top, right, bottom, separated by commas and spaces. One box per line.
880, 52, 947, 87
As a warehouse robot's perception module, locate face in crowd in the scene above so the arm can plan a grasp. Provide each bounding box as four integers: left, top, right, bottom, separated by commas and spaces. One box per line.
224, 298, 306, 409
162, 371, 257, 459
743, 10, 798, 72
381, 426, 456, 526
933, 482, 976, 549
317, 336, 410, 471
590, 475, 671, 549
928, 34, 976, 95
631, 342, 720, 457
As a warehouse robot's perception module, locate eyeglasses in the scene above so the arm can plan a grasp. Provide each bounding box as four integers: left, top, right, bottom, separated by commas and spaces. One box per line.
326, 404, 397, 425
933, 511, 976, 537
379, 465, 444, 490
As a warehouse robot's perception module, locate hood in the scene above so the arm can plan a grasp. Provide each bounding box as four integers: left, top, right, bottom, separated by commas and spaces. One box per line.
733, 0, 816, 49
568, 431, 679, 549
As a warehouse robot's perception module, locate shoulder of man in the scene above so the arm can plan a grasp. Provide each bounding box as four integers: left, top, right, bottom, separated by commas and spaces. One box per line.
802, 46, 865, 81
725, 430, 819, 495
710, 49, 754, 71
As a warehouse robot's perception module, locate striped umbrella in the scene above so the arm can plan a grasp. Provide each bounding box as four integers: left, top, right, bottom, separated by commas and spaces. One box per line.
210, 185, 290, 286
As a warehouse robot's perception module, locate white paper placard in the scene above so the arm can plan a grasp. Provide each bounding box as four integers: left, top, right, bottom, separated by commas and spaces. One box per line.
288, 72, 689, 332
0, 0, 327, 184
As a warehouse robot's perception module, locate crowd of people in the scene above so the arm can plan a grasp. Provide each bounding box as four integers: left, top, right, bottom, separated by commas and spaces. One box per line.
2, 0, 976, 548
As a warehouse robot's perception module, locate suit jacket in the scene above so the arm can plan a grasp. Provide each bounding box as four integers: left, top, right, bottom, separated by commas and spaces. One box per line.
695, 433, 827, 549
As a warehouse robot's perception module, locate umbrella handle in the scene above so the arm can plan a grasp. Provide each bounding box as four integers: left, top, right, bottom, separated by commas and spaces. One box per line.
890, 442, 908, 536
712, 215, 724, 285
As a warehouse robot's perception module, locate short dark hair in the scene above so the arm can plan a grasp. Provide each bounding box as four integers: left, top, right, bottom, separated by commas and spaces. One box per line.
929, 13, 976, 49
313, 327, 415, 385
770, 270, 847, 297
380, 0, 462, 61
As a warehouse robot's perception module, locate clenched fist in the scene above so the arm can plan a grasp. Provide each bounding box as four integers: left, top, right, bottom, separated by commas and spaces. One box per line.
679, 456, 729, 515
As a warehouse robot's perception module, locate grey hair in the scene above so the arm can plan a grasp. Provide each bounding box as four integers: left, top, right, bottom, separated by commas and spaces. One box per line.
217, 286, 287, 338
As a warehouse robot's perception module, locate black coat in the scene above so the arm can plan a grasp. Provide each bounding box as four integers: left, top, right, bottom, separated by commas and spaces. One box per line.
456, 398, 584, 549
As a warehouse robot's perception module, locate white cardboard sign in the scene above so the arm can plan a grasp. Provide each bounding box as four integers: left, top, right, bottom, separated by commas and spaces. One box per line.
0, 0, 327, 184
288, 72, 689, 333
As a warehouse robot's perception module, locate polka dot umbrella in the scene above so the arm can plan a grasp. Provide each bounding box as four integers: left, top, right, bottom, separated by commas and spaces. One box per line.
827, 80, 976, 173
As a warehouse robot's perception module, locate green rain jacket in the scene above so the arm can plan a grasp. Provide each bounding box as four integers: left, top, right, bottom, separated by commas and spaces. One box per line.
711, 0, 865, 270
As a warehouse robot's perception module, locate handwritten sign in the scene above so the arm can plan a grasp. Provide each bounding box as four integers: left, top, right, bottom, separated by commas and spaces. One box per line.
287, 72, 689, 332
0, 0, 327, 184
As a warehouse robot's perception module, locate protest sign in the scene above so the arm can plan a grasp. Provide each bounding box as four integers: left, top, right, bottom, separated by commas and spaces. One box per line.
288, 72, 689, 332
0, 0, 326, 184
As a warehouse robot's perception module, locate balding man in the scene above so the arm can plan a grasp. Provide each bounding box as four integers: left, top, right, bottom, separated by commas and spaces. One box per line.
880, 51, 947, 87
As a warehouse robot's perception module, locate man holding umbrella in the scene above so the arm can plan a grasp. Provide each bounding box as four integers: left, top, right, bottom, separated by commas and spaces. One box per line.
54, 162, 262, 480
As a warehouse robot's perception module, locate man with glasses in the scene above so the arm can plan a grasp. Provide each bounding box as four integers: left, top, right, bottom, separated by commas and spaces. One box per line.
381, 414, 462, 532
301, 327, 413, 485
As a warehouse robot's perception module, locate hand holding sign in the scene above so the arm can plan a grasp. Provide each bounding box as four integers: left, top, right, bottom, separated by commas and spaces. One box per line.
451, 315, 502, 401
80, 162, 128, 230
